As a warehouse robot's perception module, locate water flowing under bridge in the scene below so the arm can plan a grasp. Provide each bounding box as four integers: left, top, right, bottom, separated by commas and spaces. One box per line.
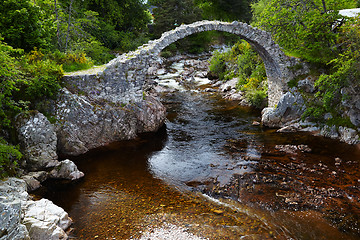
64, 20, 307, 107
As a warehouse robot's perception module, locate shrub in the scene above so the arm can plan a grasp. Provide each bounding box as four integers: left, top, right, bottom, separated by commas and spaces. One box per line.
209, 50, 228, 80
70, 39, 113, 65
209, 40, 268, 108
245, 89, 267, 109
52, 50, 94, 72
0, 39, 24, 129
20, 48, 63, 102
0, 138, 22, 179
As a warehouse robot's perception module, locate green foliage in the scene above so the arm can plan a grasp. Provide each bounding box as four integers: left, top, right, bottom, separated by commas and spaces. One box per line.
194, 0, 252, 22
150, 0, 202, 38
0, 138, 21, 179
209, 40, 268, 108
0, 0, 55, 51
51, 50, 94, 72
209, 50, 228, 80
253, 0, 356, 64
82, 0, 151, 32
19, 48, 63, 102
0, 40, 24, 129
0, 41, 64, 133
245, 89, 267, 109
302, 18, 360, 124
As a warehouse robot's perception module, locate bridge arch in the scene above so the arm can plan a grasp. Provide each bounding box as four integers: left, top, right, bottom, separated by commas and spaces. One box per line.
140, 20, 306, 106
66, 21, 307, 108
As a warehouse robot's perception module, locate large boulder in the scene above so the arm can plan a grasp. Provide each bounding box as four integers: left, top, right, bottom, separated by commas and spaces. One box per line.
1, 178, 73, 240
16, 111, 58, 171
262, 91, 306, 128
23, 199, 72, 240
53, 88, 166, 156
0, 178, 30, 240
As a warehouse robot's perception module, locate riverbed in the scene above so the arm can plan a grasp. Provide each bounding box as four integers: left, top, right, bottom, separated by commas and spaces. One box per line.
35, 57, 360, 239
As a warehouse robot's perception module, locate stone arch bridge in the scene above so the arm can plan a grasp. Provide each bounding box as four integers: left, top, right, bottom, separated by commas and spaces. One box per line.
64, 20, 307, 107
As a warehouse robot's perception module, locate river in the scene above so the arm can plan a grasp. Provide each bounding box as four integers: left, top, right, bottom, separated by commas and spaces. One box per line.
35, 56, 360, 239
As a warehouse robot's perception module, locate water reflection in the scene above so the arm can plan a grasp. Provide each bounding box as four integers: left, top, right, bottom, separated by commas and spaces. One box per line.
34, 59, 360, 239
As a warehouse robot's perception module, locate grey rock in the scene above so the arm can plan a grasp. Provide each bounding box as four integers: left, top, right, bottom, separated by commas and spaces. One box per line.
338, 127, 360, 145
15, 111, 58, 171
0, 177, 75, 240
204, 88, 217, 92
349, 109, 360, 127
297, 77, 315, 93
156, 68, 166, 75
277, 126, 298, 133
21, 175, 41, 192
320, 125, 339, 139
23, 199, 72, 240
53, 89, 166, 156
28, 171, 49, 183
219, 78, 238, 92
262, 91, 305, 128
50, 160, 84, 180
212, 81, 223, 87
0, 178, 30, 240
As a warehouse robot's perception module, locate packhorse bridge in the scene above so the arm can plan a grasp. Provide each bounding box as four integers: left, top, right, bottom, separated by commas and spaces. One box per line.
65, 20, 307, 107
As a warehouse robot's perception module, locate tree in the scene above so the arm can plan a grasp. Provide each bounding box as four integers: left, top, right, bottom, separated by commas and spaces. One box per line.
150, 0, 202, 38
194, 0, 252, 22
0, 0, 55, 51
253, 0, 357, 63
82, 0, 151, 32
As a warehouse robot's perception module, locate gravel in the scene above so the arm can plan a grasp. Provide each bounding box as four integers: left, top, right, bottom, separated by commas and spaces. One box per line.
138, 223, 208, 240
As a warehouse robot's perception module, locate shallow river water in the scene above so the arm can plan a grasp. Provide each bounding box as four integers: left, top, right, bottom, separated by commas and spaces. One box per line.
36, 59, 360, 239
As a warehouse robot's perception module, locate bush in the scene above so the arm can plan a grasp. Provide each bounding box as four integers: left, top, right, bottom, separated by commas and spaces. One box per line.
245, 89, 267, 109
70, 39, 114, 65
302, 18, 360, 125
208, 40, 268, 108
209, 50, 228, 80
52, 50, 94, 72
0, 39, 24, 129
19, 48, 63, 102
0, 138, 22, 178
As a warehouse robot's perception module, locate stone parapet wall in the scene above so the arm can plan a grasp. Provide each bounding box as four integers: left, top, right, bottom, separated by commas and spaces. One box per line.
64, 20, 308, 108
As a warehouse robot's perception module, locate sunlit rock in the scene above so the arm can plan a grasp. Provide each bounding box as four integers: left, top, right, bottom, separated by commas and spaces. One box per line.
23, 199, 72, 240
50, 160, 84, 180
15, 111, 59, 171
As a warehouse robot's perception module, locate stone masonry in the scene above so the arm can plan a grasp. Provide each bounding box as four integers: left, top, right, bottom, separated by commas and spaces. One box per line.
64, 20, 308, 107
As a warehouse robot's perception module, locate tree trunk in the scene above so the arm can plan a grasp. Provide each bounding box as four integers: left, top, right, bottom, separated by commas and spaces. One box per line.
65, 0, 74, 52
54, 0, 62, 50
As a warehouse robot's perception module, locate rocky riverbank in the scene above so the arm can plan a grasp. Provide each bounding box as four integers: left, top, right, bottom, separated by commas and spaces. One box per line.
1, 53, 167, 238
0, 178, 72, 239
149, 52, 359, 146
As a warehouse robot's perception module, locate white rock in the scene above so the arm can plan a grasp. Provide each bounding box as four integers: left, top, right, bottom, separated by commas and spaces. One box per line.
50, 160, 84, 180
23, 198, 72, 240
